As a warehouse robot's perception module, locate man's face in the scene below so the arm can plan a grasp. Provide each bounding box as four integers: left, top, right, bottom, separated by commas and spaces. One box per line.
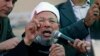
35, 11, 59, 40
0, 0, 17, 17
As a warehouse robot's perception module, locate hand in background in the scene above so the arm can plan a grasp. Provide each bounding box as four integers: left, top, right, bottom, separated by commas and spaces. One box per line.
0, 37, 20, 51
84, 1, 100, 27
68, 39, 91, 53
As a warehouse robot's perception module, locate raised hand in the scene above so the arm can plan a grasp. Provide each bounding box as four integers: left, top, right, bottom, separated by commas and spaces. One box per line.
24, 17, 41, 46
84, 1, 100, 27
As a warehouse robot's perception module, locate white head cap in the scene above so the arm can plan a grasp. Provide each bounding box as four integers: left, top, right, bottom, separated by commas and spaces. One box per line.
30, 2, 60, 22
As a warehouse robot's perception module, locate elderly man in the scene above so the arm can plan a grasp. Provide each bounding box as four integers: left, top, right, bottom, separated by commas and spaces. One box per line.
4, 1, 97, 56
5, 2, 65, 56
21, 0, 100, 56
0, 0, 20, 55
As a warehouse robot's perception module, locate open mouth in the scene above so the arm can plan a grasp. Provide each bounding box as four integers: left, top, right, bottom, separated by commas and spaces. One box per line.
42, 30, 52, 38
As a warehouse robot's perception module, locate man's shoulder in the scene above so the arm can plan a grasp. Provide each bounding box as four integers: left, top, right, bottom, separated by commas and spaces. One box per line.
56, 0, 71, 9
56, 2, 66, 8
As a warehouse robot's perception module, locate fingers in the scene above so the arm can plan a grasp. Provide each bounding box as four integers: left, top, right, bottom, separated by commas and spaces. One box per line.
49, 44, 65, 56
31, 18, 41, 29
88, 5, 99, 18
87, 3, 99, 18
0, 37, 20, 51
26, 22, 36, 32
72, 39, 91, 53
84, 1, 100, 27
90, 2, 100, 17
24, 18, 41, 45
93, 8, 99, 16
25, 17, 41, 33
93, 6, 99, 17
68, 39, 87, 52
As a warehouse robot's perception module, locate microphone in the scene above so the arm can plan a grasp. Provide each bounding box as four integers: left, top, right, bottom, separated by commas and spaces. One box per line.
52, 31, 74, 42
52, 31, 90, 56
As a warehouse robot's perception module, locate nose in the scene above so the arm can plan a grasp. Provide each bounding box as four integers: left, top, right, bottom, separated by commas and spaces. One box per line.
43, 21, 51, 28
6, 1, 13, 8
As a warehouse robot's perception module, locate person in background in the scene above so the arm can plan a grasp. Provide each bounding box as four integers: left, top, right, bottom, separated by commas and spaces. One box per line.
56, 0, 95, 56
56, 0, 94, 42
75, 0, 100, 56
4, 2, 65, 56
0, 0, 20, 55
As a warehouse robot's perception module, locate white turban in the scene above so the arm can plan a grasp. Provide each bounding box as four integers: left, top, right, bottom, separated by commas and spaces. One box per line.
30, 2, 60, 22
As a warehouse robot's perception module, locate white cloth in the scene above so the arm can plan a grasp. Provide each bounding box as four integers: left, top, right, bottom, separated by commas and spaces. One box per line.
70, 0, 90, 21
30, 2, 60, 22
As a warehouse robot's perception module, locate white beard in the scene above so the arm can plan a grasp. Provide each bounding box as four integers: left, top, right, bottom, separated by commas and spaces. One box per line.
34, 35, 58, 46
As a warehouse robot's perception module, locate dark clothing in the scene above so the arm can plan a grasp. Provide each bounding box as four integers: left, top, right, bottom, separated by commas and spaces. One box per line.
29, 42, 50, 56
90, 20, 100, 39
0, 17, 15, 55
4, 40, 29, 56
56, 0, 93, 40
4, 37, 68, 56
5, 40, 50, 56
56, 1, 88, 56
0, 17, 15, 42
56, 0, 94, 56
